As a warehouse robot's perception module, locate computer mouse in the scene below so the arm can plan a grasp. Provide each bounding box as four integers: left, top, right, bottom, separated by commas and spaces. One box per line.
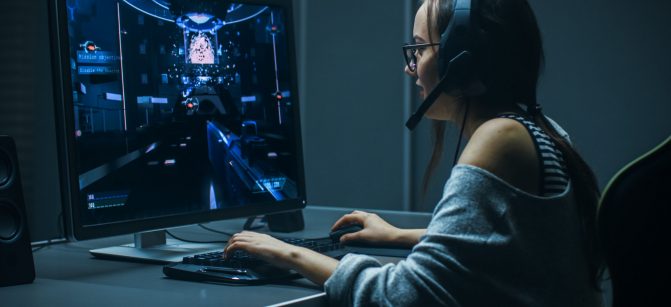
329, 224, 364, 242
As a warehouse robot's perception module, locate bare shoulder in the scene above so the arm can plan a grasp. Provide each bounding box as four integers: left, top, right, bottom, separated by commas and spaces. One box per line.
458, 117, 540, 194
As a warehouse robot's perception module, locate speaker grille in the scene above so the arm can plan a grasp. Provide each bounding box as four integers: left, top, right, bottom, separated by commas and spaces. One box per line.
0, 148, 13, 188
0, 200, 20, 241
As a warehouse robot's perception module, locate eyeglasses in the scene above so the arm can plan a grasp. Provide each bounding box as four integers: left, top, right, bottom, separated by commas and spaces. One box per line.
402, 42, 440, 72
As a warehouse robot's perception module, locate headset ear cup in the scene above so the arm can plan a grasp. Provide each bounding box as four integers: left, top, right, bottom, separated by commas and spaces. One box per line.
441, 51, 486, 96
454, 52, 486, 96
436, 0, 485, 96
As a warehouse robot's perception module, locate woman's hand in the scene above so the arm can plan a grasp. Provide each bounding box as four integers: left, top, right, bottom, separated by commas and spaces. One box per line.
223, 231, 298, 270
223, 231, 339, 285
331, 210, 426, 248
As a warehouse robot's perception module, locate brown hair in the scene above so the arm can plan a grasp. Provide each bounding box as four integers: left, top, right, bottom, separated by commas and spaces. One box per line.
421, 0, 455, 195
420, 0, 603, 289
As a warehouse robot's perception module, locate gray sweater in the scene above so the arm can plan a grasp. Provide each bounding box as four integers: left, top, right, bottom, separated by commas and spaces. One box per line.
324, 164, 601, 306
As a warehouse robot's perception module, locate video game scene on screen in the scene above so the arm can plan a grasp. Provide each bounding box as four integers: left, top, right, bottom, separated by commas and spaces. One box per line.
66, 0, 299, 226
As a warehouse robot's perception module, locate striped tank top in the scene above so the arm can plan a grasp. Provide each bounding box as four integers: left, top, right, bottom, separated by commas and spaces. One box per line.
498, 113, 570, 196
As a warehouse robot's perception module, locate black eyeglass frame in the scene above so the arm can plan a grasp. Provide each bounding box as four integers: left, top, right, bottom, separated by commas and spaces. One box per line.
402, 42, 440, 72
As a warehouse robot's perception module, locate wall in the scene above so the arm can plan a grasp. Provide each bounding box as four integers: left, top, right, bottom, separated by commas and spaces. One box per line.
0, 1, 62, 242
533, 0, 671, 190
297, 0, 414, 211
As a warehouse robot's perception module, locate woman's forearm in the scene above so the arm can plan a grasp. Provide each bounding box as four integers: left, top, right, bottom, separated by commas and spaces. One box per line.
286, 246, 340, 285
394, 228, 427, 247
283, 228, 426, 285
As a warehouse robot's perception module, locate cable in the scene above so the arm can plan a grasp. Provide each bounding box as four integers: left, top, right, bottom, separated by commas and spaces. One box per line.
31, 237, 67, 253
32, 211, 67, 253
452, 100, 470, 168
243, 215, 266, 230
165, 230, 228, 244
198, 224, 235, 237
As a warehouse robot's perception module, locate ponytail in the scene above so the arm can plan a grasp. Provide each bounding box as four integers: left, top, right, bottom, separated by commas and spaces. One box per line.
529, 108, 604, 289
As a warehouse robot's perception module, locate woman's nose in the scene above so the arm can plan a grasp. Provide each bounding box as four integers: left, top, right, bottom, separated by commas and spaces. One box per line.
404, 64, 416, 77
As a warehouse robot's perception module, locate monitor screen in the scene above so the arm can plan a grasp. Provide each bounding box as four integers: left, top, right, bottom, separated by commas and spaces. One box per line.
50, 0, 305, 243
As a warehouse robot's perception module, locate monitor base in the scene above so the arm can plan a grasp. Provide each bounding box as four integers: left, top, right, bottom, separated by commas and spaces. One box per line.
90, 230, 223, 263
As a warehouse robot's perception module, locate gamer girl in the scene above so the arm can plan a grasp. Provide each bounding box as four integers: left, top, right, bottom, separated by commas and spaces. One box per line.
224, 0, 604, 305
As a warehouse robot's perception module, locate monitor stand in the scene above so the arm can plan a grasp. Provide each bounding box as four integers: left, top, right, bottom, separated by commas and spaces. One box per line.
89, 230, 223, 263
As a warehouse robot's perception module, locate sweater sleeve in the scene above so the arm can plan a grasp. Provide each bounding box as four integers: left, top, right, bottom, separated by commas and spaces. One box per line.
324, 165, 516, 306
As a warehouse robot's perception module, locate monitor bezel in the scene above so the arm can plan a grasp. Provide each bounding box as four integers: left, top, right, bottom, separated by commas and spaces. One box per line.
49, 0, 306, 241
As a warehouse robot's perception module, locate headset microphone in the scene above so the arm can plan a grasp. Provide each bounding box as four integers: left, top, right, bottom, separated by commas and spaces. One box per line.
405, 50, 473, 130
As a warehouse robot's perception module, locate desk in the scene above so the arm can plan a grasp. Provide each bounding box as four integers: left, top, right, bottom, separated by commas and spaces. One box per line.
1, 206, 432, 307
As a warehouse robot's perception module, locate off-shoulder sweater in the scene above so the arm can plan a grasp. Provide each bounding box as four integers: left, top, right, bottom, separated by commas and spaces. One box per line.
324, 164, 601, 306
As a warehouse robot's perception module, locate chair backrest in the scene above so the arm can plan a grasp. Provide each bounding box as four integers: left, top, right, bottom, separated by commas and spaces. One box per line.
598, 135, 671, 307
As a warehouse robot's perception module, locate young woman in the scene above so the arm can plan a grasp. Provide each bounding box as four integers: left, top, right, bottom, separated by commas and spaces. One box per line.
224, 0, 603, 305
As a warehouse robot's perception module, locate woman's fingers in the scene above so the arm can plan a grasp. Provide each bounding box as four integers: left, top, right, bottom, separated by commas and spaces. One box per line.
331, 211, 369, 230
339, 231, 363, 243
223, 231, 262, 257
223, 241, 244, 258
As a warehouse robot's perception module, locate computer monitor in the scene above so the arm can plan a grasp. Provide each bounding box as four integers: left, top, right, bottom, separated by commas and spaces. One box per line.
49, 0, 305, 262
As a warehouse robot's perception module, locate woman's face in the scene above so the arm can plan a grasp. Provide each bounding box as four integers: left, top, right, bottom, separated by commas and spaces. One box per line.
405, 3, 461, 121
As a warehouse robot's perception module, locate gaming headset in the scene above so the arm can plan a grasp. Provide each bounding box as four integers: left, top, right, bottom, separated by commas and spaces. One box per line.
405, 0, 484, 131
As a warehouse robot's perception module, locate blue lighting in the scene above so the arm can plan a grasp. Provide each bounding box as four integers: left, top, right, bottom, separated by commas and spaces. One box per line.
208, 121, 231, 147
176, 15, 224, 32
145, 142, 158, 154
123, 0, 269, 27
121, 0, 173, 23
151, 0, 169, 10
187, 13, 213, 24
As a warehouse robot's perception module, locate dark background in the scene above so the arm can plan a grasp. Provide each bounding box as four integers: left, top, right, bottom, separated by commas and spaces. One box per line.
0, 0, 669, 249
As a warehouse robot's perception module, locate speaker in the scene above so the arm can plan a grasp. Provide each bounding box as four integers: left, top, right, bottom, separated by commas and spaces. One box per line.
0, 135, 35, 287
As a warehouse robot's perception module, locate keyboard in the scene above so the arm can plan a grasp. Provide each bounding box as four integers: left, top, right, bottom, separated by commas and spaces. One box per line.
163, 237, 348, 284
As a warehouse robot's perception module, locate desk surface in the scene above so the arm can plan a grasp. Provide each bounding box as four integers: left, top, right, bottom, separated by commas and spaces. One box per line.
2, 206, 432, 307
